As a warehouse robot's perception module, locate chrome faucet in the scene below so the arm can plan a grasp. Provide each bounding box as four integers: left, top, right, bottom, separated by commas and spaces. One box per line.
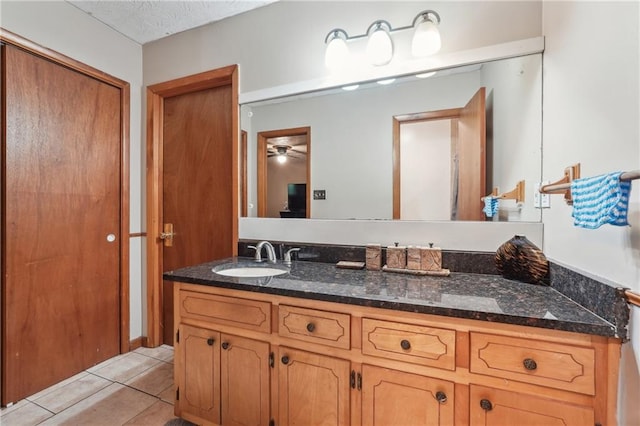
283, 247, 301, 266
248, 241, 277, 263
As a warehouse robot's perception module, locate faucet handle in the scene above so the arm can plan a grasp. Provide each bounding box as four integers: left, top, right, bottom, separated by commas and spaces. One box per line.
284, 248, 301, 265
247, 245, 262, 262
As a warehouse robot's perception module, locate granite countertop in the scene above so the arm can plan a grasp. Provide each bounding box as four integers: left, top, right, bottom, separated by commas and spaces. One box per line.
164, 257, 617, 338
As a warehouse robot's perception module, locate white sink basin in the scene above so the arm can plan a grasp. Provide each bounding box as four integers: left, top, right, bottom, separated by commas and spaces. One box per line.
212, 264, 288, 278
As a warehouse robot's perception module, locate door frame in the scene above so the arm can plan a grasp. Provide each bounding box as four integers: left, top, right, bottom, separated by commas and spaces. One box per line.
256, 127, 311, 218
0, 29, 131, 352
146, 66, 239, 347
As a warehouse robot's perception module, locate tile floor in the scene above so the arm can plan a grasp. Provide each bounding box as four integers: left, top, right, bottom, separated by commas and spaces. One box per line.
0, 345, 183, 426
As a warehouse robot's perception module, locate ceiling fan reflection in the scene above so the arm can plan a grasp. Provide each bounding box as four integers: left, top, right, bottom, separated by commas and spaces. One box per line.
267, 144, 307, 163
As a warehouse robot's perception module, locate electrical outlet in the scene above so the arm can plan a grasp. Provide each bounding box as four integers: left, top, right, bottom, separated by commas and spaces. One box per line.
534, 181, 550, 208
313, 190, 326, 200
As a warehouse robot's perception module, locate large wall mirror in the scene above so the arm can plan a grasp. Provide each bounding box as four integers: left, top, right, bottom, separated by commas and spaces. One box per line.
241, 53, 542, 222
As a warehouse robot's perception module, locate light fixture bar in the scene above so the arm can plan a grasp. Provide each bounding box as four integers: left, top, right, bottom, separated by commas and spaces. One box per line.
324, 10, 441, 43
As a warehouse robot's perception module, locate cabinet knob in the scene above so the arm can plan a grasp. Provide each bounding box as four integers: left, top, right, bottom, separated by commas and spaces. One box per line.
480, 399, 493, 411
400, 339, 411, 350
306, 323, 315, 332
435, 391, 447, 404
523, 358, 537, 370
281, 355, 290, 365
207, 338, 215, 346
221, 342, 229, 350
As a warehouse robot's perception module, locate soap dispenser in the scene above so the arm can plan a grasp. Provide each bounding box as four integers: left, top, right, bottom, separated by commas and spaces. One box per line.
421, 243, 442, 271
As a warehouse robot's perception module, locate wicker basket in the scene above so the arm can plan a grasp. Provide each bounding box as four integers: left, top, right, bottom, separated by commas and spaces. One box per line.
495, 235, 549, 284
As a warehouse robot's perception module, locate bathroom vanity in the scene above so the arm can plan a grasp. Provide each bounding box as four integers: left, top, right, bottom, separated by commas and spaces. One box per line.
165, 257, 621, 426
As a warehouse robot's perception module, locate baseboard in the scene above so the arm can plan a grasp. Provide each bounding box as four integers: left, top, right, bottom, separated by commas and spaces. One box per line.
128, 336, 148, 351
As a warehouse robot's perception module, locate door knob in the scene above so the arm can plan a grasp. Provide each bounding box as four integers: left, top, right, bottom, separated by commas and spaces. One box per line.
160, 223, 175, 247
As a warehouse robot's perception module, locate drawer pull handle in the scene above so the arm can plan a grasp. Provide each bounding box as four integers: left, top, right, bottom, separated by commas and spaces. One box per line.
435, 391, 447, 404
306, 323, 316, 332
281, 355, 290, 365
350, 370, 356, 389
400, 339, 411, 350
221, 342, 229, 350
523, 358, 538, 370
480, 399, 493, 411
207, 338, 215, 346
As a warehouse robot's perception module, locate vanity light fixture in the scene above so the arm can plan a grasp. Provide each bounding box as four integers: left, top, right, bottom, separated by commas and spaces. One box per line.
366, 21, 394, 66
411, 11, 442, 57
324, 29, 349, 70
324, 10, 442, 69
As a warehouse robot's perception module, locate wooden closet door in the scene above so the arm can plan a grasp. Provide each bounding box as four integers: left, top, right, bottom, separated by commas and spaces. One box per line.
2, 45, 121, 404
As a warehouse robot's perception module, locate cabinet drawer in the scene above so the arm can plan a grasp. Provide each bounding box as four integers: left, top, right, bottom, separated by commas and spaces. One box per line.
470, 332, 595, 395
279, 305, 350, 349
362, 318, 456, 370
470, 385, 594, 426
179, 291, 271, 333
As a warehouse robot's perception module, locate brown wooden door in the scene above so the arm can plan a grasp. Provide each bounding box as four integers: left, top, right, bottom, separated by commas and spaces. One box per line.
176, 324, 221, 423
161, 85, 234, 345
455, 87, 486, 220
221, 334, 270, 426
361, 365, 454, 426
278, 347, 350, 426
469, 385, 594, 426
2, 45, 121, 404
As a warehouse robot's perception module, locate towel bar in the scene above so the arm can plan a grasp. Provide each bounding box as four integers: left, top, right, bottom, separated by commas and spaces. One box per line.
624, 289, 640, 308
539, 164, 581, 204
481, 181, 525, 203
539, 166, 639, 205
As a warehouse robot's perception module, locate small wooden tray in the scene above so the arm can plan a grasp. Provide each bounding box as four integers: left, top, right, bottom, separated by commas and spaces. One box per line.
336, 261, 365, 270
382, 265, 450, 277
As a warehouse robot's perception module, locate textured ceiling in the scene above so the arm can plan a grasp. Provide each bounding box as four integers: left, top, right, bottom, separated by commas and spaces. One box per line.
67, 0, 277, 44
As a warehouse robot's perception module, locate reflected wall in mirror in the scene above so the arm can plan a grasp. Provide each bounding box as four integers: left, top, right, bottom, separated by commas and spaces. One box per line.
241, 53, 542, 222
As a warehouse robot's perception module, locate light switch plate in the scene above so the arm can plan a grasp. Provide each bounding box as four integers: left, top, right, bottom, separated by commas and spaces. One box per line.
313, 190, 326, 200
534, 181, 550, 208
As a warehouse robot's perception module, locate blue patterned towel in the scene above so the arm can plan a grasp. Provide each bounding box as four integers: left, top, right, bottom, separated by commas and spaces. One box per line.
571, 172, 631, 229
483, 196, 499, 218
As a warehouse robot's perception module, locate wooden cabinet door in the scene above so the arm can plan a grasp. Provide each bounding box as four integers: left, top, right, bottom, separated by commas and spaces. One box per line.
221, 334, 271, 426
176, 324, 220, 424
469, 385, 594, 426
361, 365, 454, 426
278, 347, 351, 426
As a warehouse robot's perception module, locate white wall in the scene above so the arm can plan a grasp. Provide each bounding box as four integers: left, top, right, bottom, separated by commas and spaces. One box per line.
144, 1, 541, 90
482, 54, 542, 222
401, 119, 452, 220
1, 1, 145, 340
542, 2, 640, 425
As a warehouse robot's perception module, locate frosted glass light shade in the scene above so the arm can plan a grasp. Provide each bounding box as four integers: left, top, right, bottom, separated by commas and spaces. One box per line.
325, 36, 349, 70
277, 155, 287, 164
366, 28, 393, 66
411, 19, 441, 57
